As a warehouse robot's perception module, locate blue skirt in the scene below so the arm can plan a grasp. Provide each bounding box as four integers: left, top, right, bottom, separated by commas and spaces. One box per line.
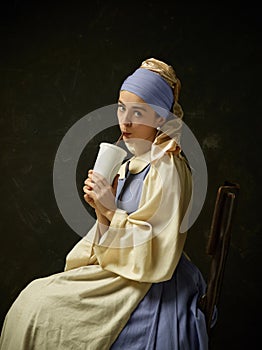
111, 254, 209, 350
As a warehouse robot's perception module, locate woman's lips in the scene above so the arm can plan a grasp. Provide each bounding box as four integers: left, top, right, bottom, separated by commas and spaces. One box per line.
122, 132, 132, 138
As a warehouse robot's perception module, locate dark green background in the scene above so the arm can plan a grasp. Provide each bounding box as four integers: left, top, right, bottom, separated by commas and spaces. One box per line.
0, 1, 261, 348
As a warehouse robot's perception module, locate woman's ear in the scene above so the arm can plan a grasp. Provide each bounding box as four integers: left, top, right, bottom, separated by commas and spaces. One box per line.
156, 116, 166, 127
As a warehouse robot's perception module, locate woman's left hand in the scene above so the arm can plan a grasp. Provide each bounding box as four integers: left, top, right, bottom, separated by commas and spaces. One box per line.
83, 170, 119, 221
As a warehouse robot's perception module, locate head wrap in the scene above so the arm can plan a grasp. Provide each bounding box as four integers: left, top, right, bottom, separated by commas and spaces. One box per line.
120, 68, 174, 117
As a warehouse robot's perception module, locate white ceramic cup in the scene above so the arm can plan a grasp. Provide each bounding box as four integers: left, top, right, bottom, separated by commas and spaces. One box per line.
93, 142, 127, 184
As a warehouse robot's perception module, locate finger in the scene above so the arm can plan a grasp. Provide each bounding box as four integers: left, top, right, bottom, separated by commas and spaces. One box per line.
84, 192, 94, 200
84, 178, 94, 188
87, 175, 93, 184
84, 193, 91, 202
83, 194, 96, 208
86, 188, 96, 200
86, 176, 103, 193
112, 174, 120, 193
84, 190, 97, 206
83, 184, 95, 193
92, 171, 108, 187
83, 185, 90, 193
88, 170, 93, 180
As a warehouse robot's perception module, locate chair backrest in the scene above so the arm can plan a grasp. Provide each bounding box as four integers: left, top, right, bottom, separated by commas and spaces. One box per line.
198, 181, 240, 333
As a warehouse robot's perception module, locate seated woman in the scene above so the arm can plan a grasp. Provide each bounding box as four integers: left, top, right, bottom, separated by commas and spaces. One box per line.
0, 58, 210, 350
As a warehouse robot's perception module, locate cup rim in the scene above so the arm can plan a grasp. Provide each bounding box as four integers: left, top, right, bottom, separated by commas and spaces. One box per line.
100, 142, 127, 155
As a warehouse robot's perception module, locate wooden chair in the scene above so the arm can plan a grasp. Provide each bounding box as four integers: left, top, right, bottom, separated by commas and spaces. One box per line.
198, 181, 240, 334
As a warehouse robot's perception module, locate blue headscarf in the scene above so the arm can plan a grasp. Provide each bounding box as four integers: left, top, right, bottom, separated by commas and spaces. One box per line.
120, 68, 174, 117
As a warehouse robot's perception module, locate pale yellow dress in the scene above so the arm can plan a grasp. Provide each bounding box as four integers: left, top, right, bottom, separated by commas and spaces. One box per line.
0, 133, 192, 350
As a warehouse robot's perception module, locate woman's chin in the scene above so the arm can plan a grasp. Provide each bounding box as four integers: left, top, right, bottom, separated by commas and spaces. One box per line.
124, 138, 152, 156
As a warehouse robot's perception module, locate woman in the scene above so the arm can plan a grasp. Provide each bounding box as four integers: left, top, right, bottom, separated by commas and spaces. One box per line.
0, 58, 209, 349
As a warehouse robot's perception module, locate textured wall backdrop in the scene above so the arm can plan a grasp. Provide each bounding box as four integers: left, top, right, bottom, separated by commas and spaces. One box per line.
0, 1, 261, 349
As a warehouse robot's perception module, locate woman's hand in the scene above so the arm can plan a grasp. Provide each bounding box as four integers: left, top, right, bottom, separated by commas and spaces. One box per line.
83, 170, 119, 222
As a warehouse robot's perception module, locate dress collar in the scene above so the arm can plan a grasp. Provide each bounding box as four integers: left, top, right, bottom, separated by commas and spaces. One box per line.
119, 140, 181, 177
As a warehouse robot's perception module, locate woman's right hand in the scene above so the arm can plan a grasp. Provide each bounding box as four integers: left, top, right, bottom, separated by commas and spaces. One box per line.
83, 170, 119, 221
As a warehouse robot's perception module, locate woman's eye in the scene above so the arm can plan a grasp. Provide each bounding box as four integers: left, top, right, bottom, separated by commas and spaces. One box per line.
118, 104, 125, 112
134, 111, 142, 118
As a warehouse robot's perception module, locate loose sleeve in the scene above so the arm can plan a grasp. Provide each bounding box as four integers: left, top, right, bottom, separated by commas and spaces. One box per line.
93, 153, 193, 283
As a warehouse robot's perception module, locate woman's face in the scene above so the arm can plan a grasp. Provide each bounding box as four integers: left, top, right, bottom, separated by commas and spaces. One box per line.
117, 90, 164, 143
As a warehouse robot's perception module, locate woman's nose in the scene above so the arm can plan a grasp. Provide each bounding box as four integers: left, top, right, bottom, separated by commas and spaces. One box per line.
123, 120, 132, 126
119, 111, 132, 126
